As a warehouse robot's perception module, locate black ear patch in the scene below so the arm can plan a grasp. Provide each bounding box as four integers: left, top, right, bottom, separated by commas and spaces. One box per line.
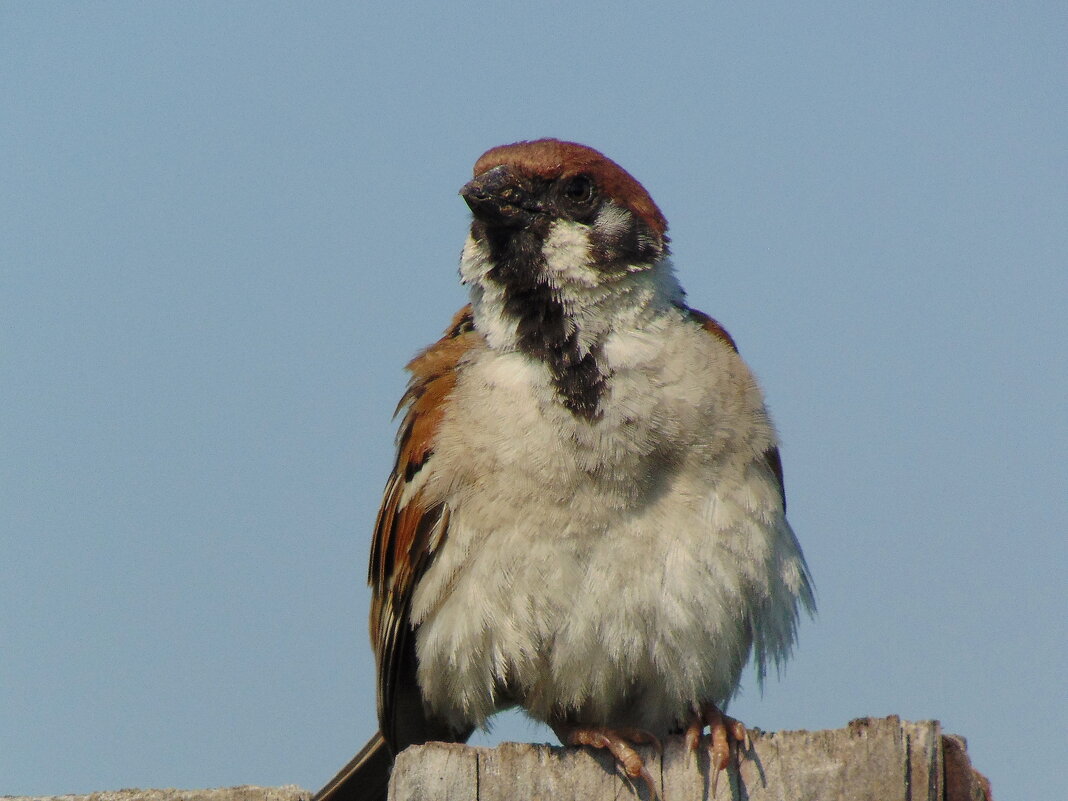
590, 207, 664, 271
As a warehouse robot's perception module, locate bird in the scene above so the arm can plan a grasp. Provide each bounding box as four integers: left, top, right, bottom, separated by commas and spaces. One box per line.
314, 139, 815, 801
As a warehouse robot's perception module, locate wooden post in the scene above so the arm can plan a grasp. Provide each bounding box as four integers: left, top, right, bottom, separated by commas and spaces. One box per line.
388, 716, 992, 801
2, 787, 310, 801
1, 717, 991, 801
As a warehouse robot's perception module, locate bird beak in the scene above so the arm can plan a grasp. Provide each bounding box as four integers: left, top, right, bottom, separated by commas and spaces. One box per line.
460, 166, 538, 227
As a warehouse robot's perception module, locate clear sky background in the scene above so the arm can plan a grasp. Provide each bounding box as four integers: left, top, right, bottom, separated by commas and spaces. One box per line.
2, 3, 1065, 799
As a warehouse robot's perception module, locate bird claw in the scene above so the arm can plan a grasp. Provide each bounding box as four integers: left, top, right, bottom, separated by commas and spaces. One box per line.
684, 704, 749, 797
559, 725, 661, 799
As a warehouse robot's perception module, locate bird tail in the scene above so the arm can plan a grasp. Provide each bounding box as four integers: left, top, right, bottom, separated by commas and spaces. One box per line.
313, 731, 393, 801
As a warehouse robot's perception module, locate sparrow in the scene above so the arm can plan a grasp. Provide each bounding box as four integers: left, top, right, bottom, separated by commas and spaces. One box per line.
315, 139, 814, 801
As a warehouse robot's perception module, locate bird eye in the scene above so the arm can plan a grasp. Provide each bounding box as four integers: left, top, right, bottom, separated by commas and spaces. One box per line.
562, 175, 595, 204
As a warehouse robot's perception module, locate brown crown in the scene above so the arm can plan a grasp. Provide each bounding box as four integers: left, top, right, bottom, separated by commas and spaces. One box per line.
472, 139, 668, 238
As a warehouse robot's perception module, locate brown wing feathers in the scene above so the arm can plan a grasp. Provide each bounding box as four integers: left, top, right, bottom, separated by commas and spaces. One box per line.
684, 305, 739, 354
368, 306, 479, 747
369, 306, 475, 602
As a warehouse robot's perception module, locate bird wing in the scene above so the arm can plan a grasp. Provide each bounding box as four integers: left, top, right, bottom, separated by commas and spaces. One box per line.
682, 304, 788, 510
368, 305, 480, 750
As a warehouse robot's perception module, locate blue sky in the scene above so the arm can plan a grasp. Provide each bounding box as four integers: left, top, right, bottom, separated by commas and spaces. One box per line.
2, 2, 1065, 798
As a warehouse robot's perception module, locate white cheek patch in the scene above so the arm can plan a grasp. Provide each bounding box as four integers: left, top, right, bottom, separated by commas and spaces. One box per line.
541, 220, 600, 288
461, 234, 522, 351
459, 234, 493, 284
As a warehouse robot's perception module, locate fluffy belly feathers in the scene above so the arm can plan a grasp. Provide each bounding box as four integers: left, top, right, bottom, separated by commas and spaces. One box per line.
407, 337, 798, 734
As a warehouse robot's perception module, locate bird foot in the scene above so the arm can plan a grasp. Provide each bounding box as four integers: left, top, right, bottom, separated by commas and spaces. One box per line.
556, 725, 661, 798
683, 703, 749, 796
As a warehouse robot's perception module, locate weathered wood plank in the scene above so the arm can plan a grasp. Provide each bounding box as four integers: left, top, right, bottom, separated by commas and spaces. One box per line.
476, 741, 660, 801
1, 718, 989, 801
942, 734, 994, 801
661, 716, 940, 801
389, 716, 990, 801
386, 741, 478, 801
3, 787, 309, 801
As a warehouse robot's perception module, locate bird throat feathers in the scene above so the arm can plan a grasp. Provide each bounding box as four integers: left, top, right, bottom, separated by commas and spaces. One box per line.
459, 216, 684, 420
